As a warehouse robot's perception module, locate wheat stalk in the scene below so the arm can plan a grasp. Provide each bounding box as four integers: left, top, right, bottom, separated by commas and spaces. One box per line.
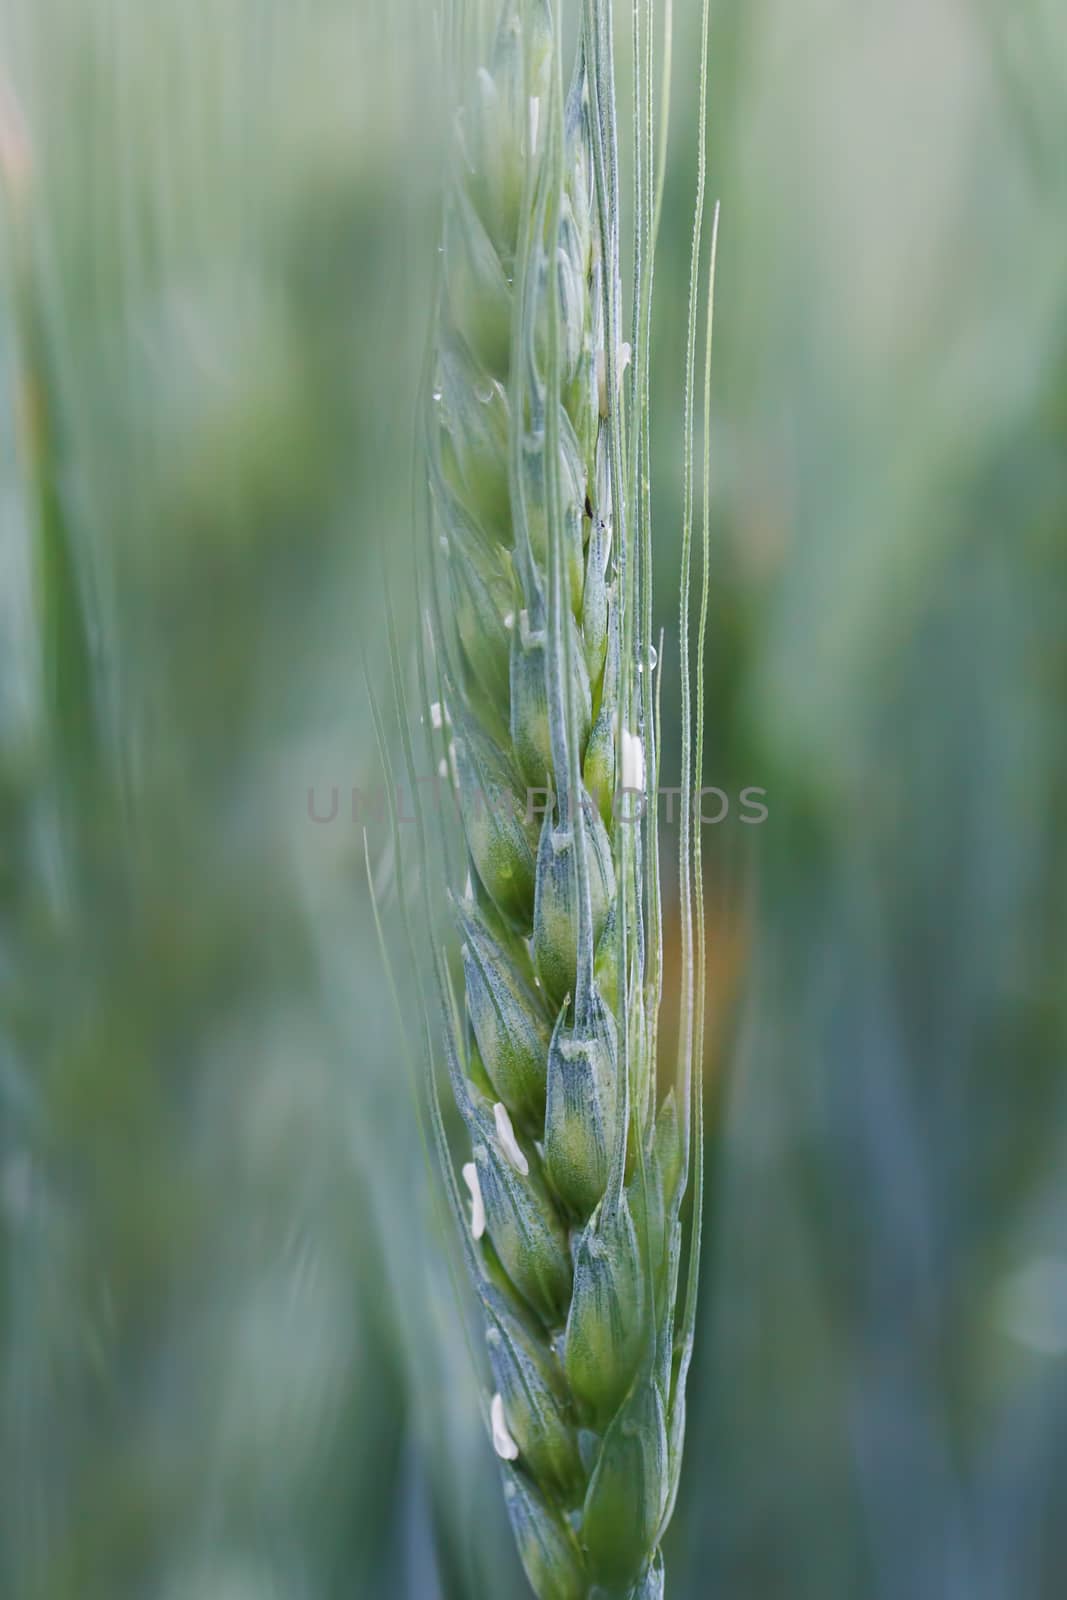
408, 2, 714, 1595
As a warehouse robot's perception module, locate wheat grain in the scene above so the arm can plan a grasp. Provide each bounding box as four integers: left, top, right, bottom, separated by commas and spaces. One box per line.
421, 3, 709, 1595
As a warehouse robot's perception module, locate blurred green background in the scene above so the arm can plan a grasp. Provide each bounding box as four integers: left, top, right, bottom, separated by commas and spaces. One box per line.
2, 2, 1065, 1597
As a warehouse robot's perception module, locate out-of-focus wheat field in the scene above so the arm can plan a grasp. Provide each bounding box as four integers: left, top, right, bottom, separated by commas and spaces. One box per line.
2, 3, 1065, 1597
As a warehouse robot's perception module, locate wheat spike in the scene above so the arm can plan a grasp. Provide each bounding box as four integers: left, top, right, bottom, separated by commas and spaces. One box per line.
421, 3, 709, 1595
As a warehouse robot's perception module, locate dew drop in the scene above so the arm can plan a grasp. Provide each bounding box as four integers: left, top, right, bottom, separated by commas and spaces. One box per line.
648, 643, 658, 671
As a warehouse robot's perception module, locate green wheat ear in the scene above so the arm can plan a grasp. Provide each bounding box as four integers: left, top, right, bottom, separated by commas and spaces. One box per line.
384, 2, 718, 1595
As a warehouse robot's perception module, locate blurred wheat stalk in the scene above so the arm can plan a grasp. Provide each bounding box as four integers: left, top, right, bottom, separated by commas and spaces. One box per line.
1, 8, 483, 1598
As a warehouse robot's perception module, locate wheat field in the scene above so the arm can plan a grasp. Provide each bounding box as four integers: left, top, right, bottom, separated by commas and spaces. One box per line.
2, 1, 1066, 1597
